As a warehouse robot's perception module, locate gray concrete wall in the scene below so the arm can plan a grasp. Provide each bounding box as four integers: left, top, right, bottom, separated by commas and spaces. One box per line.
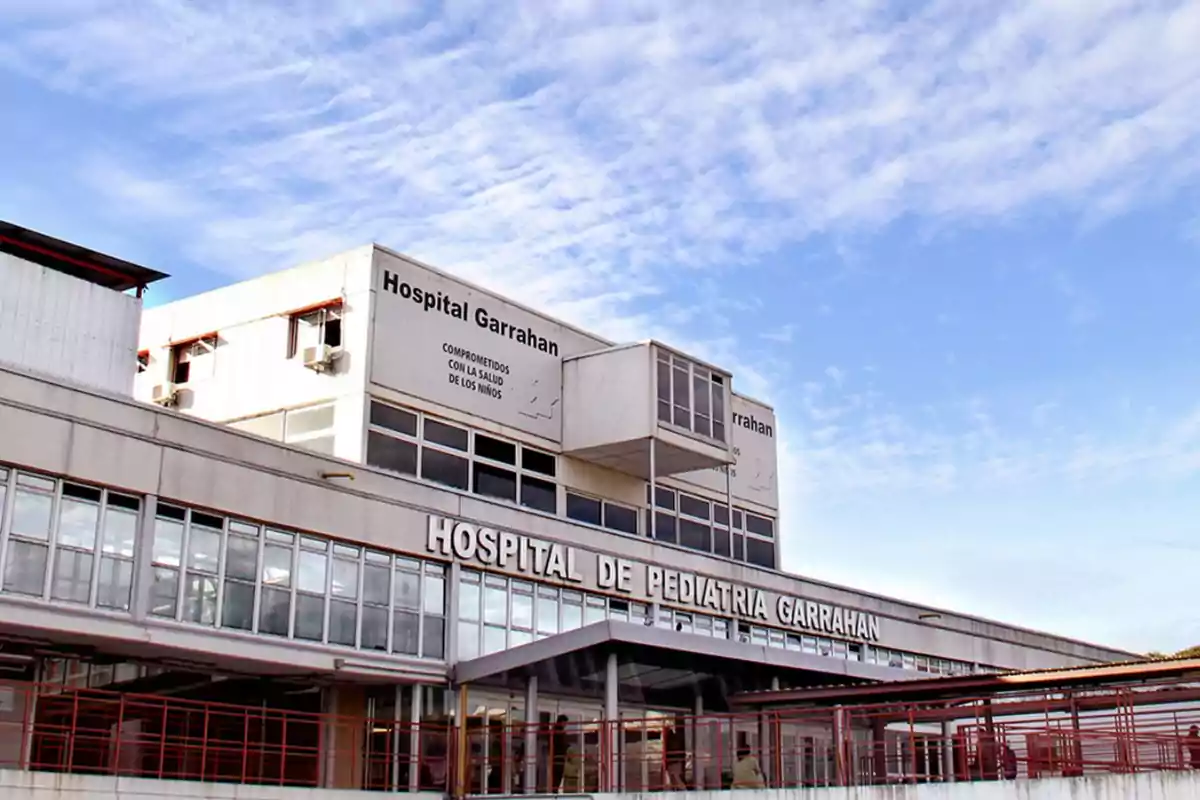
0, 363, 1135, 671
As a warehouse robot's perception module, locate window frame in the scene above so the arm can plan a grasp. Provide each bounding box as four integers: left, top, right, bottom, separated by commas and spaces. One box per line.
287, 301, 344, 359
654, 348, 728, 444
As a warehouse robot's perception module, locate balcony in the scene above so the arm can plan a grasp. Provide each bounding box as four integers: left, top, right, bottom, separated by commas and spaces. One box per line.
561, 342, 734, 478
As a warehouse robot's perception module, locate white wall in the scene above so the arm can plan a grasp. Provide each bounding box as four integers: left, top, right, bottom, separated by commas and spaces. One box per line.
0, 771, 445, 800
0, 252, 141, 396
562, 343, 654, 453
587, 774, 1200, 800
136, 247, 374, 461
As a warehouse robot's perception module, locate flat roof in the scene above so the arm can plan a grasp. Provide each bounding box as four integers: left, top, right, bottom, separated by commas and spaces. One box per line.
730, 656, 1200, 708
0, 220, 170, 293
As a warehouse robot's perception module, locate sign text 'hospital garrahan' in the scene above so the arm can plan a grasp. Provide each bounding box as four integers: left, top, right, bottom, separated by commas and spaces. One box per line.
426, 515, 881, 642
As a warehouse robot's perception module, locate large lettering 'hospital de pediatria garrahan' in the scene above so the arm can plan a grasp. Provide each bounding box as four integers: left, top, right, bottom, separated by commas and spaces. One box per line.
0, 220, 1134, 794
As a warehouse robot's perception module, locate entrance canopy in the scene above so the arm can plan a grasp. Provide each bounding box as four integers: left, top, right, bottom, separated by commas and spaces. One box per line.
453, 620, 906, 710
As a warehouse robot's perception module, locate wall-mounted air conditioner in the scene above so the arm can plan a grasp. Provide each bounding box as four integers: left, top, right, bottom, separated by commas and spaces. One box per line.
151, 383, 179, 407
302, 344, 339, 372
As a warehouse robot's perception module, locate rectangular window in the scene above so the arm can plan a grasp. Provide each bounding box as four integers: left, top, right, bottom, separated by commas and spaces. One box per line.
679, 493, 711, 520
289, 302, 343, 357
170, 335, 217, 385
424, 419, 469, 452
565, 493, 601, 526
421, 448, 469, 491
475, 434, 516, 465
678, 518, 712, 553
655, 349, 727, 443
366, 431, 418, 476
745, 513, 775, 539
473, 463, 517, 502
370, 402, 418, 437
603, 502, 638, 535
745, 537, 776, 569
520, 476, 556, 514
521, 448, 556, 478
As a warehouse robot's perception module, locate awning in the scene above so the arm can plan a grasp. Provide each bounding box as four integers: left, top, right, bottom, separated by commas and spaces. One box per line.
0, 220, 170, 292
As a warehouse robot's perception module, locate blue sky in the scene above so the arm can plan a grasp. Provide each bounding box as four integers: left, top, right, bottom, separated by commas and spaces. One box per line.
3, 1, 1199, 654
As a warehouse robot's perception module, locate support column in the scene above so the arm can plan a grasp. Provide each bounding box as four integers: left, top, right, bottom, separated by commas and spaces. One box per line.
649, 443, 657, 539
130, 494, 158, 621
605, 653, 619, 791
409, 686, 423, 792
524, 676, 539, 792
693, 692, 705, 789
941, 720, 955, 783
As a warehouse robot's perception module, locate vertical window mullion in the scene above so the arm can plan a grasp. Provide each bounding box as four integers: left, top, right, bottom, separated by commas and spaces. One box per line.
0, 470, 14, 589
287, 536, 299, 638
175, 511, 192, 621
322, 545, 333, 645
251, 526, 265, 633
86, 492, 108, 608
213, 519, 229, 628
355, 551, 365, 649
41, 480, 64, 601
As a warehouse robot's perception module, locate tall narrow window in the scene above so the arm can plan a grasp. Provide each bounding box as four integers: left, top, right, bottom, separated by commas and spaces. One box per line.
170, 335, 217, 385
289, 302, 343, 357
51, 483, 101, 604
654, 349, 728, 443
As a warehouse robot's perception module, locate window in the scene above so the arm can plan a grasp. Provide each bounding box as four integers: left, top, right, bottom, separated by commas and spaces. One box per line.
655, 349, 727, 442
288, 302, 343, 358
366, 401, 560, 514
51, 483, 100, 604
283, 403, 336, 455
137, 351, 150, 374
565, 493, 601, 526
97, 494, 139, 611
170, 335, 217, 385
565, 493, 639, 536
222, 521, 259, 631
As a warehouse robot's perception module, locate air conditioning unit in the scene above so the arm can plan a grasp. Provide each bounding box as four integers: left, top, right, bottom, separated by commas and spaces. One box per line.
302, 344, 338, 372
151, 383, 179, 407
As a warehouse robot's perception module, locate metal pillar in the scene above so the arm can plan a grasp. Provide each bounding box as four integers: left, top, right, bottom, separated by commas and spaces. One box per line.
693, 691, 705, 789
941, 720, 955, 783
130, 493, 158, 620
409, 686, 423, 792
525, 676, 539, 792
649, 442, 657, 539
605, 653, 619, 790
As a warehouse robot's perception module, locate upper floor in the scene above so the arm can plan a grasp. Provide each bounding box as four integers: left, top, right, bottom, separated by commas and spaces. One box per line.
135, 245, 780, 568
0, 220, 167, 396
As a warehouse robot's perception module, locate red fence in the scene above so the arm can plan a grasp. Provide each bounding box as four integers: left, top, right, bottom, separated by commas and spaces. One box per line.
1, 679, 1199, 793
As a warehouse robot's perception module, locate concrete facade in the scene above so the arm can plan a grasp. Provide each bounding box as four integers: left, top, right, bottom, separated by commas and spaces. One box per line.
0, 364, 1133, 681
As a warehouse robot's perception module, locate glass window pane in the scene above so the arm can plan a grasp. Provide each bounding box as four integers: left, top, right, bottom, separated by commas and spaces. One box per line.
421, 448, 469, 490
225, 535, 259, 581
657, 358, 671, 402
654, 487, 675, 510
457, 621, 479, 660
537, 595, 559, 634
424, 419, 468, 451
512, 591, 533, 630
285, 403, 335, 438
713, 504, 730, 526
393, 610, 420, 655
362, 606, 388, 651
332, 558, 359, 598
584, 599, 606, 625
101, 506, 138, 558
96, 557, 133, 610
424, 574, 445, 616
472, 463, 517, 502
12, 487, 54, 541
364, 562, 390, 605
746, 514, 775, 538
221, 581, 255, 630
510, 629, 533, 648
395, 569, 420, 610
329, 600, 357, 646
57, 498, 99, 550
153, 518, 184, 566
423, 616, 445, 660
4, 541, 47, 596
561, 602, 582, 631
474, 434, 516, 465
183, 573, 218, 624
603, 503, 638, 535
693, 375, 710, 416
654, 513, 677, 543
297, 550, 327, 594
519, 476, 556, 514
459, 575, 480, 620
483, 625, 506, 655
713, 529, 731, 558
484, 583, 507, 624
370, 402, 418, 437
295, 593, 325, 641
565, 494, 601, 526
745, 538, 776, 569
187, 526, 222, 573
149, 567, 178, 617
521, 448, 556, 477
366, 432, 418, 476
679, 519, 712, 552
259, 587, 291, 636
51, 549, 92, 603
679, 494, 710, 520
262, 544, 292, 587
294, 436, 334, 456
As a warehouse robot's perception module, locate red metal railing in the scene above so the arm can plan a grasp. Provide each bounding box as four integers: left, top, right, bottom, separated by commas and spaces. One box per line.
2, 678, 1200, 793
